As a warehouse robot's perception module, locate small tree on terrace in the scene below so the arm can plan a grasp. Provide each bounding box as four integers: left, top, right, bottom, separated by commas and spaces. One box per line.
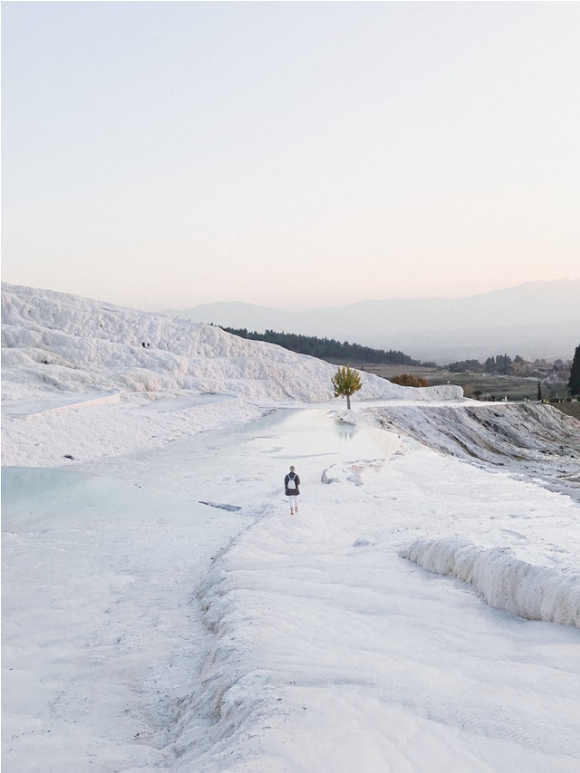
568, 345, 580, 396
332, 365, 362, 410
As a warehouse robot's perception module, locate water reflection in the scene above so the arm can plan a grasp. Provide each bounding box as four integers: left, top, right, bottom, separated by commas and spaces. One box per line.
336, 424, 356, 442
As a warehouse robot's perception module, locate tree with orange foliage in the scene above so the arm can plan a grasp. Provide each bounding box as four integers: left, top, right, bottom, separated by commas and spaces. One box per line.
390, 374, 430, 387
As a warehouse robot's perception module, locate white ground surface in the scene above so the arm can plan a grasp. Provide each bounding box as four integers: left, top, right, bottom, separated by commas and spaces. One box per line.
2, 283, 580, 772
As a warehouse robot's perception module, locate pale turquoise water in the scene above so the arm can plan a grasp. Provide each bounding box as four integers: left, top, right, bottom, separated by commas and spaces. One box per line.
74, 408, 393, 505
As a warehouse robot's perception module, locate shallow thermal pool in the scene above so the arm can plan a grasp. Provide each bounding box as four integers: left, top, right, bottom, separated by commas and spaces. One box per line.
77, 407, 400, 503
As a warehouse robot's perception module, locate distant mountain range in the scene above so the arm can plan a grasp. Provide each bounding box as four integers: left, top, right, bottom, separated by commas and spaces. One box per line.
165, 279, 580, 364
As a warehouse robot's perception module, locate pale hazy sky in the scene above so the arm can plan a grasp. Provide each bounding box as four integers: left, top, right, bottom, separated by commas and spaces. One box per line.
2, 2, 579, 311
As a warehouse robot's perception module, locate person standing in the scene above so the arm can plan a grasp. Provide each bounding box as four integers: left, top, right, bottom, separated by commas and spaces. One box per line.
284, 466, 300, 515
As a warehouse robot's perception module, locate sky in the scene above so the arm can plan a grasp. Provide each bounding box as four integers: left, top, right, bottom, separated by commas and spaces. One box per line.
2, 1, 580, 312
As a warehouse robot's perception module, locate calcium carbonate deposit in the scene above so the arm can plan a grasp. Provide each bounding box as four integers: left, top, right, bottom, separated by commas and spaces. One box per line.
3, 283, 579, 773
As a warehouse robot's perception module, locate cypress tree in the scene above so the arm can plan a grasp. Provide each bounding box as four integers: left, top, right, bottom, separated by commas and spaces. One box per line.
568, 345, 580, 396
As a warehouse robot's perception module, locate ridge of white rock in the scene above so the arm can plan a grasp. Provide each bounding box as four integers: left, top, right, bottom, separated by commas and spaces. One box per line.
2, 283, 463, 404
400, 536, 580, 628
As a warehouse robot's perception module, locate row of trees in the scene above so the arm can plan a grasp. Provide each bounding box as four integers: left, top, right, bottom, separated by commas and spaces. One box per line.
329, 347, 580, 410
448, 354, 527, 375
447, 347, 580, 398
333, 352, 580, 409
448, 352, 579, 379
222, 327, 419, 366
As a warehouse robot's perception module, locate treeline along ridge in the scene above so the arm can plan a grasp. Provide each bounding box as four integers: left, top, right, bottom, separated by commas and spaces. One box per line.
221, 328, 419, 366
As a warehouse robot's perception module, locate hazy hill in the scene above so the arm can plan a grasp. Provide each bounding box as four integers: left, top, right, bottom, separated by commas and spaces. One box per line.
166, 279, 580, 364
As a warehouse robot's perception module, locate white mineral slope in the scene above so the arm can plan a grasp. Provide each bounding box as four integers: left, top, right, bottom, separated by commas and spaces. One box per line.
3, 283, 580, 773
400, 536, 580, 626
1, 283, 461, 405
164, 417, 580, 773
2, 463, 261, 773
371, 402, 580, 501
4, 407, 580, 773
1, 283, 460, 467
